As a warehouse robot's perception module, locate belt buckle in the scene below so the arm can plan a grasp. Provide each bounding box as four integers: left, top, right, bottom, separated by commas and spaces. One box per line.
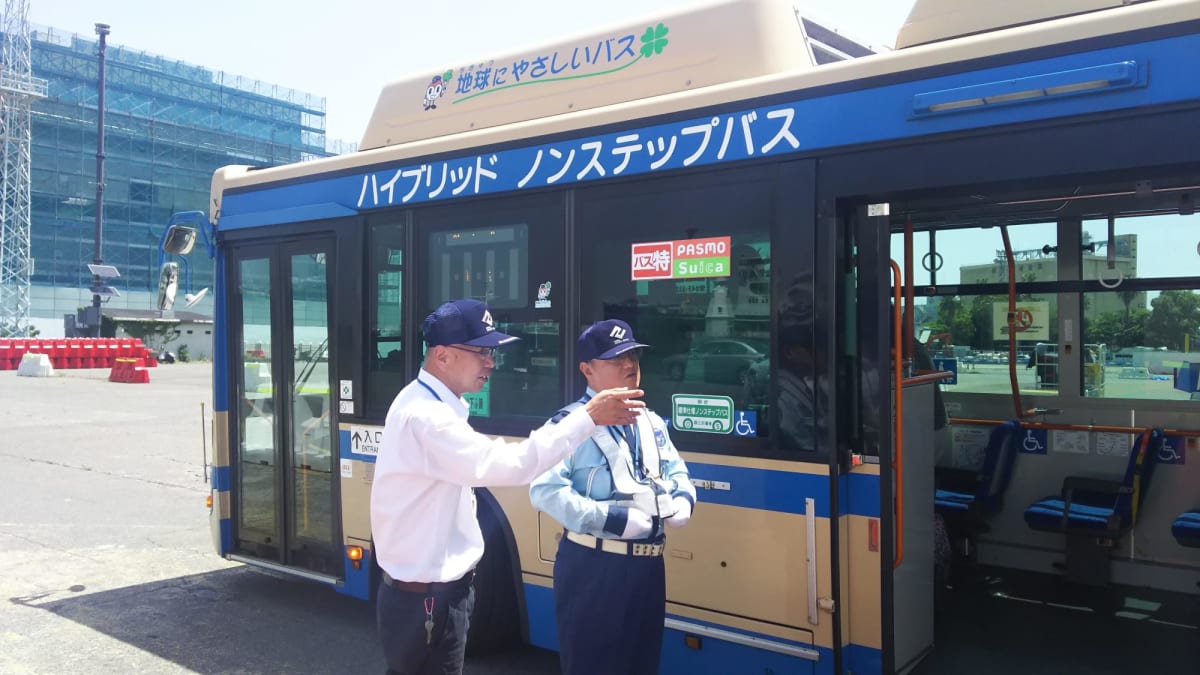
632, 543, 658, 556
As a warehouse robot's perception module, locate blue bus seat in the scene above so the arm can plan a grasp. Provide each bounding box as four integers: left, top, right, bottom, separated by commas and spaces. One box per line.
1023, 427, 1165, 585
1173, 510, 1200, 548
934, 420, 1020, 573
935, 420, 1021, 521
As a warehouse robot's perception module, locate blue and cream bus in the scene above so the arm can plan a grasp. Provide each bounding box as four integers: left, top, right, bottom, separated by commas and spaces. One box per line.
163, 0, 1200, 672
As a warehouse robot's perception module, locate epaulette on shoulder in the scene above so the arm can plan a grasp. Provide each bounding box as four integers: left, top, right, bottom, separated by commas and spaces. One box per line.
550, 399, 585, 425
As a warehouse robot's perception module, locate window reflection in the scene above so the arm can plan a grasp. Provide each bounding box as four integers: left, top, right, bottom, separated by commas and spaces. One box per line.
577, 172, 774, 446
369, 221, 405, 407
237, 257, 277, 547
416, 193, 565, 426
477, 319, 561, 419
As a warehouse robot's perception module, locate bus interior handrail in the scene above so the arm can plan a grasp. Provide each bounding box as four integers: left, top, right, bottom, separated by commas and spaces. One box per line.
948, 417, 1200, 437
890, 260, 904, 570
999, 224, 1027, 419
897, 219, 1036, 422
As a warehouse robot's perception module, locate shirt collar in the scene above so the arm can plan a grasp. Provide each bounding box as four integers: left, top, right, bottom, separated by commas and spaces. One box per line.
418, 369, 469, 417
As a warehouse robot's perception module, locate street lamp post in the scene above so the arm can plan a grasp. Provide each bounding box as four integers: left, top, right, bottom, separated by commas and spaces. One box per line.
90, 23, 110, 337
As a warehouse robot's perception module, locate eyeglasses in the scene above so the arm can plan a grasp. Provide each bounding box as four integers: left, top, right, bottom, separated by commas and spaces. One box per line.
447, 344, 496, 359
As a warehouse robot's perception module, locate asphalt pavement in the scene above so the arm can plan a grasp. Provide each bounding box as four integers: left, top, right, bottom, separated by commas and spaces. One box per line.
0, 362, 558, 674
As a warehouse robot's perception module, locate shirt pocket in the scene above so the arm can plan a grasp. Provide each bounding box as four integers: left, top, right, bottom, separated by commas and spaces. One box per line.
569, 461, 613, 501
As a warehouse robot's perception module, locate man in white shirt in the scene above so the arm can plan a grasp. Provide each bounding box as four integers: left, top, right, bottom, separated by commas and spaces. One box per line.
371, 299, 645, 675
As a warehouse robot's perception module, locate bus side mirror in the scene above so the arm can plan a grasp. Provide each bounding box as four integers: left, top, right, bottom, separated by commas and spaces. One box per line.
163, 225, 198, 255
157, 261, 179, 311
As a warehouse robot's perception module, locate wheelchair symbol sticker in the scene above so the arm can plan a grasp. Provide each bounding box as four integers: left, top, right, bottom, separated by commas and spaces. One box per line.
1159, 437, 1186, 465
733, 410, 757, 437
1020, 428, 1048, 455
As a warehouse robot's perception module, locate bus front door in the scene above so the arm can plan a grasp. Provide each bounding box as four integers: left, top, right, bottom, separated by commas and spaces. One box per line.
229, 239, 341, 578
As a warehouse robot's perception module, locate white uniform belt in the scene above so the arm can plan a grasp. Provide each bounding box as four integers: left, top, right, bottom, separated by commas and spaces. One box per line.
565, 530, 663, 557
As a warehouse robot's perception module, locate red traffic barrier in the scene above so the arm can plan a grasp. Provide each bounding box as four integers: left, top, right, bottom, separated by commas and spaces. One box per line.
109, 357, 151, 384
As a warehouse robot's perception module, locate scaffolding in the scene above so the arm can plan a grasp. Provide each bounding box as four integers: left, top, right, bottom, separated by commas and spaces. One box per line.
25, 25, 329, 321
0, 0, 47, 336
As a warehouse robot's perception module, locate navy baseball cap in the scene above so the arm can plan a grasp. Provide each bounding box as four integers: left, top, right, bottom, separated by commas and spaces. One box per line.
423, 299, 520, 348
578, 319, 650, 362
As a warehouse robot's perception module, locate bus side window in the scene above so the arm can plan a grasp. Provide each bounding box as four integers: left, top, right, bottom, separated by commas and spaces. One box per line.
416, 192, 566, 427
368, 219, 407, 409
576, 167, 776, 453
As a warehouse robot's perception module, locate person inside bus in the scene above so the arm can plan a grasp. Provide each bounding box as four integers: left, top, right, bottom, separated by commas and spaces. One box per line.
742, 273, 818, 450
370, 299, 646, 675
910, 334, 951, 465
529, 319, 696, 675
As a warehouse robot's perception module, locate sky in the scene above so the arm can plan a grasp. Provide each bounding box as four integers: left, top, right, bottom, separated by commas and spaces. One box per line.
29, 0, 916, 144
893, 216, 1200, 286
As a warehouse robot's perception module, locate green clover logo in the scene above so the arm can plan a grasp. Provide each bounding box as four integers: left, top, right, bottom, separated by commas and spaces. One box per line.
639, 23, 669, 58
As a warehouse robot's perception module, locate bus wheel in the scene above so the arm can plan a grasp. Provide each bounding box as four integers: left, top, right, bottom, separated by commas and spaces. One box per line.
467, 508, 519, 655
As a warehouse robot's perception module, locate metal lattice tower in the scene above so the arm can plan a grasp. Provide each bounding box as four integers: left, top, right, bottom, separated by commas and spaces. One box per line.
0, 0, 46, 336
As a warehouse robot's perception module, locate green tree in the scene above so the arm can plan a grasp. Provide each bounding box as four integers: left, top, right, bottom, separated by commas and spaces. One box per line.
934, 295, 979, 348
934, 295, 961, 337
1118, 289, 1139, 317
109, 319, 180, 352
1086, 309, 1148, 350
970, 295, 1003, 350
1018, 271, 1039, 301
1144, 290, 1200, 350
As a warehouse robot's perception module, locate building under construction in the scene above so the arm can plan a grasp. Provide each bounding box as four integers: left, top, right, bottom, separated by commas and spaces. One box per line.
20, 25, 329, 334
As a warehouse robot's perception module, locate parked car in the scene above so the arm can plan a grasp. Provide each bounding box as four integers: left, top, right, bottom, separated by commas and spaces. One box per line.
664, 338, 767, 385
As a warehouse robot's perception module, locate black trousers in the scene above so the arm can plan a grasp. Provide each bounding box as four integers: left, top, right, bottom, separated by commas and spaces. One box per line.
554, 536, 666, 675
376, 577, 474, 675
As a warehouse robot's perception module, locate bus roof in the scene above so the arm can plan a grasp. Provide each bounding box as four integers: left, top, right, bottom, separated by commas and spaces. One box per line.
359, 0, 873, 152
360, 0, 1163, 151
894, 0, 1164, 49
209, 0, 1198, 224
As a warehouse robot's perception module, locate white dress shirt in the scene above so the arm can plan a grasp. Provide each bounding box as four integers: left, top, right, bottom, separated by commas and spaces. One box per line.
371, 369, 596, 583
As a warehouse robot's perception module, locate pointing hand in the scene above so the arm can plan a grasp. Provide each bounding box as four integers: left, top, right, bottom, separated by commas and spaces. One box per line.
584, 388, 646, 426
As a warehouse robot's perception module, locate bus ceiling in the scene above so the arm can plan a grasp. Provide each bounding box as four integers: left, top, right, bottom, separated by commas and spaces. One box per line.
358, 0, 876, 151
894, 0, 1163, 49
881, 175, 1200, 231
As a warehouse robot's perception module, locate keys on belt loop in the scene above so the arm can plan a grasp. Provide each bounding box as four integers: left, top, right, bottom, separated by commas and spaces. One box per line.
424, 597, 435, 645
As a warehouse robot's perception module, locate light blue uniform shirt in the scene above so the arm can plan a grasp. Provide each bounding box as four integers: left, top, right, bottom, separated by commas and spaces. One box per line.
529, 388, 696, 541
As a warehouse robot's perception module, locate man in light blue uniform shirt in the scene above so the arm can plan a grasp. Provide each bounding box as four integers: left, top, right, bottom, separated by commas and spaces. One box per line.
530, 319, 696, 675
371, 300, 646, 675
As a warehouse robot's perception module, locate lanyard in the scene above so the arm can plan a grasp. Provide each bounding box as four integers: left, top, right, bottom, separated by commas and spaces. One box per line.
584, 393, 646, 479
617, 425, 643, 479
418, 380, 443, 402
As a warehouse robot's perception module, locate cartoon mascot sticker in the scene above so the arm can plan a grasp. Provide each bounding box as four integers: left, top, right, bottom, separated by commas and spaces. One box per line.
423, 69, 454, 110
